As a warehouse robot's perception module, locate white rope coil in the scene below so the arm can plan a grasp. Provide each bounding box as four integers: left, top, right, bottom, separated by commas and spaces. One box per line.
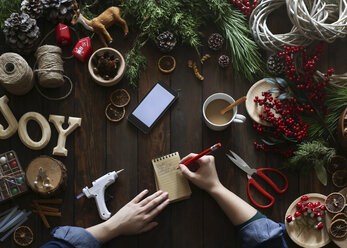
249, 0, 312, 51
286, 0, 347, 43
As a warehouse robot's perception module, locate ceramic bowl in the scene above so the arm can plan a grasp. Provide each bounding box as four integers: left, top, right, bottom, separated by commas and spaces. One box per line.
88, 47, 125, 87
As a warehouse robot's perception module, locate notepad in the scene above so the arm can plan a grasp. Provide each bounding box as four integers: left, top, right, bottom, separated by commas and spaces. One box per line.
152, 152, 191, 202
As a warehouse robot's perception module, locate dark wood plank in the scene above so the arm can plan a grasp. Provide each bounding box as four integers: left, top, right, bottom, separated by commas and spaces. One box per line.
137, 43, 171, 248
170, 46, 204, 248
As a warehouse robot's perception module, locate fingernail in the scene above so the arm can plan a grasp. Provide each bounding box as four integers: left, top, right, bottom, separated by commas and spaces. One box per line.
144, 189, 149, 192
158, 190, 163, 194
164, 192, 169, 196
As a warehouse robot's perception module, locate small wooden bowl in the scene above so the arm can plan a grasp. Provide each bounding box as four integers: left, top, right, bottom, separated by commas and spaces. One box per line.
110, 89, 130, 107
88, 47, 126, 87
158, 55, 176, 74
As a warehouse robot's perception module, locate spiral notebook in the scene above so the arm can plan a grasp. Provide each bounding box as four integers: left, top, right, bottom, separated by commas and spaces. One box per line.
152, 152, 191, 202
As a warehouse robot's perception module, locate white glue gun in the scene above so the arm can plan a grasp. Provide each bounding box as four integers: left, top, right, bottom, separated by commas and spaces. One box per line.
76, 169, 124, 220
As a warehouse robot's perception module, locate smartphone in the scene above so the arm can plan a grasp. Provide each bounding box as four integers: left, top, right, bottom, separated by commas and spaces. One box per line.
128, 81, 178, 134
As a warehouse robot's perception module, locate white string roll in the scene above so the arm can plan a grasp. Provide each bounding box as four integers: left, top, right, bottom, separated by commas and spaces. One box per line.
286, 0, 347, 43
249, 0, 312, 51
0, 53, 34, 95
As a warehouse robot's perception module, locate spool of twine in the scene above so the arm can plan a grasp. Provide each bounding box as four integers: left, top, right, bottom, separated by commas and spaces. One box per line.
35, 45, 65, 88
0, 53, 34, 95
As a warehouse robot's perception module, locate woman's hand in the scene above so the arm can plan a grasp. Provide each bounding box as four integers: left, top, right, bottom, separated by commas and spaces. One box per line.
178, 153, 222, 193
87, 189, 169, 243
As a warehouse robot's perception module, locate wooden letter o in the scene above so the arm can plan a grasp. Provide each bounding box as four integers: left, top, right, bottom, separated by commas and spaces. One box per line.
18, 112, 51, 150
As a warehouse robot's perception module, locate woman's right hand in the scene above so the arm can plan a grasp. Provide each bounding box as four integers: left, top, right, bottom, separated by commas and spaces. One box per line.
178, 153, 222, 193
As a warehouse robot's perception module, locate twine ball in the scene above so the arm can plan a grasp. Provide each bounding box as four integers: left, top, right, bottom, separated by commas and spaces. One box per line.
287, 0, 347, 43
0, 53, 34, 95
35, 45, 64, 88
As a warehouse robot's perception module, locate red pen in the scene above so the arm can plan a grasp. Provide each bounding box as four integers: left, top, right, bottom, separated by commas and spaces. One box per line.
183, 143, 221, 166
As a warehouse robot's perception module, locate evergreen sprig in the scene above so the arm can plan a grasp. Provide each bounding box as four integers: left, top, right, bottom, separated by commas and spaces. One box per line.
82, 0, 264, 86
0, 0, 21, 29
283, 140, 336, 186
304, 85, 347, 147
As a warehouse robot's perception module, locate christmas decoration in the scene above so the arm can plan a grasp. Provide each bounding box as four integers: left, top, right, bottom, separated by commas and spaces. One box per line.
200, 54, 211, 64
158, 55, 176, 74
71, 0, 128, 47
325, 192, 346, 214
188, 60, 204, 81
41, 0, 74, 24
284, 141, 335, 186
155, 31, 177, 53
91, 51, 120, 80
21, 0, 43, 19
330, 219, 347, 239
55, 23, 72, 46
267, 53, 285, 76
3, 13, 40, 55
72, 37, 92, 62
13, 226, 34, 247
230, 0, 258, 16
218, 55, 230, 68
286, 195, 327, 235
208, 33, 224, 51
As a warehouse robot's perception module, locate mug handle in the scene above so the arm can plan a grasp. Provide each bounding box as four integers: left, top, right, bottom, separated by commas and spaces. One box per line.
233, 114, 246, 123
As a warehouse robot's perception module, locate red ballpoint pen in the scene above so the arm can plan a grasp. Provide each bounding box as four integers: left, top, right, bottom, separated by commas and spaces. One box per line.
183, 143, 222, 166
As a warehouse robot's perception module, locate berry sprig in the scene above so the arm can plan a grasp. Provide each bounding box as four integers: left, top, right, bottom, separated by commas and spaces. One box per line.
286, 195, 326, 232
253, 43, 334, 156
230, 0, 258, 16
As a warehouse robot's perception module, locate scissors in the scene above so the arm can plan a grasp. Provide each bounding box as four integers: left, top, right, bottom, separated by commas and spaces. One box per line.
226, 150, 288, 208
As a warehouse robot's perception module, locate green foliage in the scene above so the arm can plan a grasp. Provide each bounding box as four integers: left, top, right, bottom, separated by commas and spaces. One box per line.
304, 85, 347, 147
81, 0, 264, 86
284, 140, 336, 186
0, 0, 21, 29
125, 39, 147, 87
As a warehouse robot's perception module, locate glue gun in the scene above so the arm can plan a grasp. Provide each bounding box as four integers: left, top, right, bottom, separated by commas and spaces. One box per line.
76, 169, 124, 220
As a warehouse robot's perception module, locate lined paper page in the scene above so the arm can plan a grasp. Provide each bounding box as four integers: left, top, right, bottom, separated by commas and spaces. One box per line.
152, 152, 191, 202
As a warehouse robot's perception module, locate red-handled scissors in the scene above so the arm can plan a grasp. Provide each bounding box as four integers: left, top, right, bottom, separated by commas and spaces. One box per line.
226, 150, 288, 208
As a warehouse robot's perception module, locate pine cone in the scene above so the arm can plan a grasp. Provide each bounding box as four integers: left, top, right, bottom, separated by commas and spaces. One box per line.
218, 55, 230, 68
3, 13, 41, 55
21, 0, 43, 19
267, 54, 286, 76
41, 0, 74, 24
155, 31, 177, 53
208, 33, 224, 51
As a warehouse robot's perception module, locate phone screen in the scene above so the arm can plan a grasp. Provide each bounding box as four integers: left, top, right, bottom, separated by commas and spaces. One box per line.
130, 83, 176, 132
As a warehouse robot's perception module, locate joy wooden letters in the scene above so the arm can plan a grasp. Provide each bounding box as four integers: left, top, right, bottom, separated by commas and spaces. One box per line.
0, 95, 81, 156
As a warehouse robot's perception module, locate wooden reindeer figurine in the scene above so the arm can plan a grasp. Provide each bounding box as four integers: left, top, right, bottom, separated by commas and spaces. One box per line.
71, 0, 128, 47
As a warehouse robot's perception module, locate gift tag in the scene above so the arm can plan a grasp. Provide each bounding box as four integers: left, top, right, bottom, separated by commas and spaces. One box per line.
72, 37, 92, 62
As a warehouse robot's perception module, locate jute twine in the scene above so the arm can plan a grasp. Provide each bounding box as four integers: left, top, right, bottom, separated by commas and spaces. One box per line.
34, 45, 65, 88
0, 53, 34, 95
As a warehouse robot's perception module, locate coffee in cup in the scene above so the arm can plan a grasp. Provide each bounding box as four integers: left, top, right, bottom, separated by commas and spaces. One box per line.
205, 99, 234, 125
203, 93, 246, 131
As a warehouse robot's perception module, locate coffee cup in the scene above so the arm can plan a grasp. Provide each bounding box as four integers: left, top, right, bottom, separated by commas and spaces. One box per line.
203, 93, 246, 131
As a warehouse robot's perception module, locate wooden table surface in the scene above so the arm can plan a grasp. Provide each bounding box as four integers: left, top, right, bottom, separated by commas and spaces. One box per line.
0, 10, 344, 248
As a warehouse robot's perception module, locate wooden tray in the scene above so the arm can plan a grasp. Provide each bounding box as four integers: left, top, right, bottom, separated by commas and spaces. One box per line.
245, 79, 280, 127
325, 187, 347, 248
285, 193, 330, 248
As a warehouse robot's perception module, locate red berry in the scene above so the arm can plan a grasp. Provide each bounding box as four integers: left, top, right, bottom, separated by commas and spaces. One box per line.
294, 211, 302, 219
314, 202, 321, 208
315, 222, 323, 230
296, 202, 303, 209
320, 205, 326, 211
306, 202, 313, 208
286, 215, 293, 223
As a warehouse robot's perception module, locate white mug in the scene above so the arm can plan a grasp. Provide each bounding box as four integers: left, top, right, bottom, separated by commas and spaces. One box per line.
203, 93, 246, 131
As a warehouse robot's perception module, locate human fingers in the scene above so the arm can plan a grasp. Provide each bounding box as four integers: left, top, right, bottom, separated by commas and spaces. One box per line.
180, 153, 198, 164
131, 189, 149, 203
139, 222, 158, 233
178, 164, 195, 179
196, 155, 214, 164
147, 197, 170, 220
139, 190, 163, 207
143, 192, 169, 212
